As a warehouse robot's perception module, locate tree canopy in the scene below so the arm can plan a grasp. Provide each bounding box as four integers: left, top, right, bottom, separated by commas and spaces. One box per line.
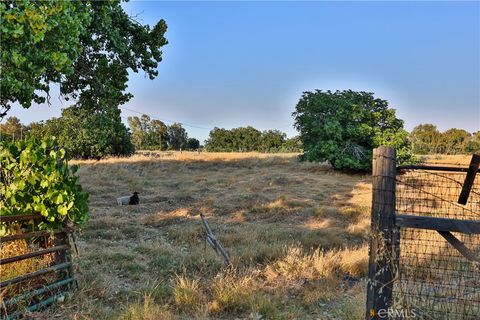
1, 1, 90, 117
293, 90, 415, 170
1, 1, 168, 117
204, 126, 301, 152
128, 115, 195, 151
1, 1, 168, 159
0, 116, 24, 140
440, 128, 471, 155
168, 123, 188, 150
410, 124, 479, 155
465, 132, 480, 154
29, 106, 134, 159
410, 124, 442, 154
186, 138, 200, 151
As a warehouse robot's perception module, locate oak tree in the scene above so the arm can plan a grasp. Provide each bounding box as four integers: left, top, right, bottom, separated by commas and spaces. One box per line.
293, 90, 414, 170
1, 1, 168, 117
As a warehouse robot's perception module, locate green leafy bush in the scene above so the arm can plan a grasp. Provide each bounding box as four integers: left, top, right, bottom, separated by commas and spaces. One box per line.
293, 90, 416, 171
0, 138, 89, 230
32, 106, 135, 159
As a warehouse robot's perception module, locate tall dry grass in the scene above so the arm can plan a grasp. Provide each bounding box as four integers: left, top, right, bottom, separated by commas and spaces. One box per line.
6, 152, 475, 319
0, 236, 55, 305
8, 151, 440, 319
0, 240, 53, 282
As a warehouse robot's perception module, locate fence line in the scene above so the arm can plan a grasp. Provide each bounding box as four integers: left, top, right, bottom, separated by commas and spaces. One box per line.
366, 148, 480, 319
0, 214, 75, 319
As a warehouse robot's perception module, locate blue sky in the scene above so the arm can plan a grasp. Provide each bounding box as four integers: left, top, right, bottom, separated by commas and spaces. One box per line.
7, 1, 480, 142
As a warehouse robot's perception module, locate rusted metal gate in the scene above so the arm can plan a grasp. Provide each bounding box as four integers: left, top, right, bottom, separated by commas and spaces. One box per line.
0, 214, 75, 319
366, 147, 480, 320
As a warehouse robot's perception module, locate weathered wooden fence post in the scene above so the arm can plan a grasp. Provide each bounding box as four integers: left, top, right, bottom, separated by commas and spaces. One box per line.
366, 146, 397, 319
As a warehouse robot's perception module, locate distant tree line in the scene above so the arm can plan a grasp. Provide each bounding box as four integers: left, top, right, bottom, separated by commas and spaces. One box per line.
0, 117, 301, 156
2, 111, 477, 161
204, 126, 302, 152
0, 113, 201, 158
127, 115, 200, 151
410, 124, 480, 155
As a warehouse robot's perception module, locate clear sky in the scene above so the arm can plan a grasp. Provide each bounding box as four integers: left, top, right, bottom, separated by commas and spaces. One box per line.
6, 1, 480, 142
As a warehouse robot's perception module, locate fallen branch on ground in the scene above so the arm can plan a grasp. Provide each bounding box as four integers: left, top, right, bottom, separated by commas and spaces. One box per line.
200, 213, 231, 265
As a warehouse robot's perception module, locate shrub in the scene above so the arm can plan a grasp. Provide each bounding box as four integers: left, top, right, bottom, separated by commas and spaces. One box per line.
0, 138, 89, 231
293, 90, 416, 170
40, 106, 135, 159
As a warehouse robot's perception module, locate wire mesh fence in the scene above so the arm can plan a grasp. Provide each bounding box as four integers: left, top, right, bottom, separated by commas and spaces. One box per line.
396, 168, 480, 221
393, 167, 480, 319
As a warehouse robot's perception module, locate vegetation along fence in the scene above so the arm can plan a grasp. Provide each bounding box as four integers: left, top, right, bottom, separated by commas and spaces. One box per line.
0, 214, 75, 319
366, 147, 480, 320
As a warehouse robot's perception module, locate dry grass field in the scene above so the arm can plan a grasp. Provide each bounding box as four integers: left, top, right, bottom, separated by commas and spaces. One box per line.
26, 151, 371, 319
3, 152, 474, 319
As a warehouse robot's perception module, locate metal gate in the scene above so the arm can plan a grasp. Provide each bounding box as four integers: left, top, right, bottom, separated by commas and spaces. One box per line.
0, 215, 75, 319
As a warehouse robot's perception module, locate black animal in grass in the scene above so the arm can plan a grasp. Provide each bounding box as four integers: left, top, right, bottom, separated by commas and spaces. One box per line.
129, 192, 140, 205
117, 192, 140, 205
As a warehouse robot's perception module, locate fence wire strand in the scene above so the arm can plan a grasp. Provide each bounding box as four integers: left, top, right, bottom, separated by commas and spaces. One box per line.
393, 168, 480, 319
396, 169, 480, 220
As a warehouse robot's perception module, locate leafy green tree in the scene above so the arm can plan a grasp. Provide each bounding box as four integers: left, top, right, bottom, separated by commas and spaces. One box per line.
205, 126, 292, 152
128, 116, 145, 149
24, 121, 45, 139
168, 123, 188, 150
141, 115, 152, 132
41, 106, 134, 159
148, 119, 169, 150
410, 124, 442, 154
128, 115, 169, 150
440, 128, 471, 155
465, 132, 480, 153
259, 130, 286, 152
205, 127, 234, 152
0, 1, 90, 117
0, 116, 24, 141
1, 1, 168, 118
61, 2, 167, 114
1, 1, 167, 159
231, 126, 262, 151
373, 127, 415, 165
280, 136, 303, 152
293, 90, 414, 170
186, 138, 200, 150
